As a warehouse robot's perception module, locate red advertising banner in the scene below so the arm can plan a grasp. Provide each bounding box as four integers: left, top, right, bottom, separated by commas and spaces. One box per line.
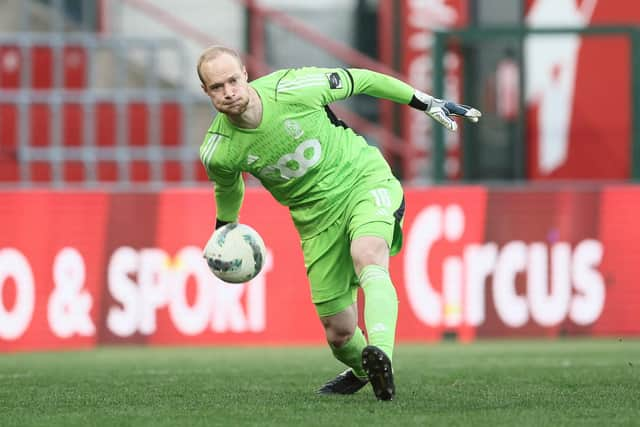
526, 0, 639, 179
0, 191, 109, 351
479, 189, 602, 337
594, 186, 640, 335
394, 186, 487, 342
2, 185, 640, 352
0, 189, 322, 352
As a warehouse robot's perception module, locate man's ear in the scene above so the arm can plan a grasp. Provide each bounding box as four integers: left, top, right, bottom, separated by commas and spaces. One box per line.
242, 66, 248, 81
201, 83, 208, 95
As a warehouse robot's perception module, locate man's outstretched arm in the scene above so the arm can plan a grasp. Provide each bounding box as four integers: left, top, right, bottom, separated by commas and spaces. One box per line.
347, 68, 481, 132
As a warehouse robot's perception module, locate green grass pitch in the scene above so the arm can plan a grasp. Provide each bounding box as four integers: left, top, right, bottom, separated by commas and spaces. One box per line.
1, 339, 638, 426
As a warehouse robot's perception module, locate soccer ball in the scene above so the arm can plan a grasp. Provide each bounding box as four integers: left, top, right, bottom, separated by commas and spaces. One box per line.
203, 223, 266, 284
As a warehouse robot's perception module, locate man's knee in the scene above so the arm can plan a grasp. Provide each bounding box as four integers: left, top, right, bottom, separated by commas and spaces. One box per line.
320, 304, 358, 348
324, 325, 355, 348
351, 236, 389, 275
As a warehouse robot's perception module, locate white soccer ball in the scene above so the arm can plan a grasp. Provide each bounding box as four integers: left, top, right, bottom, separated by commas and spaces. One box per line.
203, 223, 266, 284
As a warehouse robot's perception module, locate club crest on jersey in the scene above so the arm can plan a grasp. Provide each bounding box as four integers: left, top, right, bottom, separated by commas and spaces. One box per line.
326, 72, 342, 89
284, 119, 304, 140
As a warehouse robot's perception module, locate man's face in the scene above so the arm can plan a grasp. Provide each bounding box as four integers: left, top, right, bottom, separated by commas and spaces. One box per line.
200, 53, 250, 115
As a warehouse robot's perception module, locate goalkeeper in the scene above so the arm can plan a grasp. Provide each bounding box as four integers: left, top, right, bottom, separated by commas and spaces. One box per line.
197, 46, 481, 401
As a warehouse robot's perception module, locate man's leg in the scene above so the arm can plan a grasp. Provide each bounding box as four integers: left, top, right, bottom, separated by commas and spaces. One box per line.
351, 236, 398, 401
352, 237, 399, 360
316, 299, 369, 394
356, 262, 398, 361
347, 179, 404, 400
302, 219, 369, 395
318, 302, 368, 378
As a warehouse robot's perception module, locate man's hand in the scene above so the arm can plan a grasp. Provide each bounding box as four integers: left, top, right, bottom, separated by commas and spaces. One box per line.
426, 98, 482, 132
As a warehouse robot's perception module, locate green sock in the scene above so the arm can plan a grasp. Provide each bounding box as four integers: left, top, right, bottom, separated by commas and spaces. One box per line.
330, 327, 367, 378
359, 265, 398, 361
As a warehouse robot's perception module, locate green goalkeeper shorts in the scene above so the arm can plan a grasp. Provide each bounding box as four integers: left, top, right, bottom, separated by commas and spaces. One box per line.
301, 176, 405, 317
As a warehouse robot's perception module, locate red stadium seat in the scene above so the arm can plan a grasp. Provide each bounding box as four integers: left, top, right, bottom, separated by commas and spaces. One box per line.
30, 161, 51, 182
161, 102, 181, 146
0, 104, 18, 152
0, 104, 19, 181
63, 104, 83, 147
64, 161, 84, 182
0, 158, 19, 181
194, 160, 209, 182
0, 46, 21, 88
63, 45, 87, 89
97, 161, 118, 182
95, 102, 116, 147
30, 104, 51, 147
130, 160, 150, 182
163, 160, 182, 182
31, 46, 53, 89
128, 103, 148, 147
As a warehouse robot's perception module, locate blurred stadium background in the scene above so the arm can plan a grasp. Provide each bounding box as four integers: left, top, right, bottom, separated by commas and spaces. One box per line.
1, 1, 640, 424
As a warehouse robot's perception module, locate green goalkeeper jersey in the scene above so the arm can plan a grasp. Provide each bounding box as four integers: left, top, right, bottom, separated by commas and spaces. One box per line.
200, 67, 414, 239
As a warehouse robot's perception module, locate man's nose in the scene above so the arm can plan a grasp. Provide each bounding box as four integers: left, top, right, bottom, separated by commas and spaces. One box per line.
223, 84, 234, 98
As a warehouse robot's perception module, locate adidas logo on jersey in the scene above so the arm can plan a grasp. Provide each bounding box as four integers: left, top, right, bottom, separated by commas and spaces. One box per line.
247, 154, 259, 165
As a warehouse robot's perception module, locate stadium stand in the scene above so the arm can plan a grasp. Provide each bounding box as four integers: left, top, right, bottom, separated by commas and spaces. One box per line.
0, 2, 202, 187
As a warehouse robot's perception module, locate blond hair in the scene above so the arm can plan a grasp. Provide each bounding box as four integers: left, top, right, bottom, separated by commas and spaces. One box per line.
197, 46, 243, 85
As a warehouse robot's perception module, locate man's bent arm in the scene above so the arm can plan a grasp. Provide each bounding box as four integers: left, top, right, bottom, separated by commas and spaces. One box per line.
214, 175, 244, 226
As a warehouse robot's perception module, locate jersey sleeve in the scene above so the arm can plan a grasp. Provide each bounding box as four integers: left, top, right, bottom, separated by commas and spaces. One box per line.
274, 67, 352, 107
347, 68, 415, 104
199, 132, 244, 223
275, 67, 416, 108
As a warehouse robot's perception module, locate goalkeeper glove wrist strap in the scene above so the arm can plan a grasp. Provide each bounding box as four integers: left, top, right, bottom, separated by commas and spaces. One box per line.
408, 89, 433, 111
215, 218, 230, 229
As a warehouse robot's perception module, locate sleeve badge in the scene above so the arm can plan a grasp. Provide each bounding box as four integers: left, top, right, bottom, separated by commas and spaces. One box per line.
326, 72, 343, 89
